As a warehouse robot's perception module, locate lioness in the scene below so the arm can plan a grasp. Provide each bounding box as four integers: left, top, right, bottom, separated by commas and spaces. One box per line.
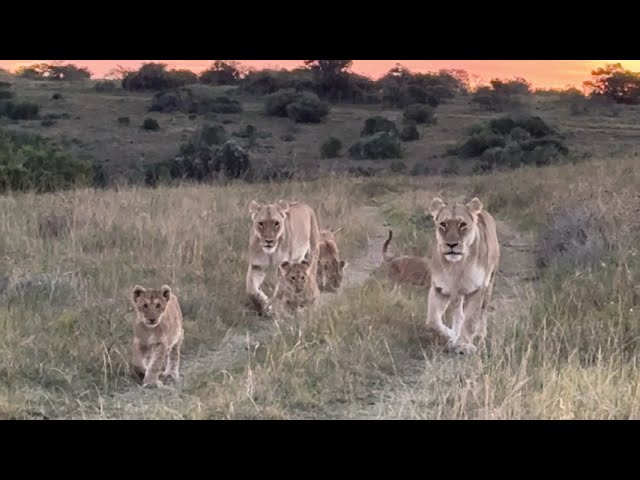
426, 197, 500, 354
246, 200, 320, 316
318, 228, 347, 292
131, 285, 184, 388
382, 230, 430, 287
273, 260, 320, 312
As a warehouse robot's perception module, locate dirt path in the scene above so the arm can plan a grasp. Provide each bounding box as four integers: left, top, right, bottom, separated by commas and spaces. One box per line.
91, 205, 389, 418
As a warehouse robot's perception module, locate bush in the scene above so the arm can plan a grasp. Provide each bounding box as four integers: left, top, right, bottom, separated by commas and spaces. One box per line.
0, 130, 91, 193
117, 116, 130, 126
94, 81, 116, 92
197, 123, 227, 146
361, 116, 397, 136
403, 103, 436, 125
320, 137, 342, 158
41, 118, 56, 127
142, 118, 160, 131
122, 63, 198, 91
0, 101, 40, 120
213, 141, 251, 179
150, 85, 242, 115
399, 123, 419, 141
0, 90, 13, 100
349, 132, 402, 159
265, 89, 328, 123
285, 92, 329, 123
51, 93, 63, 100
390, 161, 406, 173
454, 131, 506, 158
241, 69, 316, 96
471, 86, 524, 112
199, 61, 241, 86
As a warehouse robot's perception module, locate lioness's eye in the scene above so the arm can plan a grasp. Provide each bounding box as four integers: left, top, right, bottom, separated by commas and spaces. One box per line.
439, 222, 446, 228
143, 303, 148, 309
460, 222, 467, 228
275, 222, 280, 228
156, 304, 161, 310
258, 222, 264, 229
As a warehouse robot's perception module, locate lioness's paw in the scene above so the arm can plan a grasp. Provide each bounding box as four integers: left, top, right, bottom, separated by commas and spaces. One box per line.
143, 379, 163, 389
449, 342, 477, 355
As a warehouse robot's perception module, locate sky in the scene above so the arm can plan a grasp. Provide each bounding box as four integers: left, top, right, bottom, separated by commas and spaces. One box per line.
1, 60, 639, 89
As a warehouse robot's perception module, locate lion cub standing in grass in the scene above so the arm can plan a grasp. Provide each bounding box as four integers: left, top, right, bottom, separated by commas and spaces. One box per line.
272, 260, 320, 313
131, 285, 184, 388
317, 228, 347, 292
381, 230, 431, 287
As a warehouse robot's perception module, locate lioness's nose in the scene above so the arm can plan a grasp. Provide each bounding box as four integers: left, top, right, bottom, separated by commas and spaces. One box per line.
446, 242, 459, 249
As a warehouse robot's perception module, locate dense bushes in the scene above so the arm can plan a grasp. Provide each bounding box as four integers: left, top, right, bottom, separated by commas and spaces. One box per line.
471, 78, 531, 112
361, 116, 397, 136
94, 81, 117, 92
449, 114, 568, 171
0, 101, 40, 120
320, 137, 342, 158
150, 85, 242, 114
349, 132, 402, 159
0, 130, 91, 193
122, 63, 198, 91
403, 103, 436, 124
264, 90, 329, 123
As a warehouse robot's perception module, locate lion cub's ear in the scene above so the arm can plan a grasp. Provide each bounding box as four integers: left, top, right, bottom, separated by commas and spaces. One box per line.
279, 261, 291, 275
248, 200, 261, 217
276, 200, 290, 216
132, 285, 146, 303
430, 197, 446, 219
160, 285, 172, 302
339, 260, 348, 271
467, 197, 483, 215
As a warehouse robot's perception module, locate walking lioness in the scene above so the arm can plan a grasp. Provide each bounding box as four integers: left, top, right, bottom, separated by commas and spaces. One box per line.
246, 200, 320, 316
426, 197, 500, 354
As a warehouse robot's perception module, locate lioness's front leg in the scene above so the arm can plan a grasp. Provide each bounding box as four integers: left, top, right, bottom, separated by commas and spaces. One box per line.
426, 285, 455, 343
246, 264, 271, 315
450, 288, 485, 355
143, 343, 168, 388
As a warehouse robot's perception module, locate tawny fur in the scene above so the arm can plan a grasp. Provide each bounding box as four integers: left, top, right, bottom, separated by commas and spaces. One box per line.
130, 285, 184, 388
381, 230, 431, 287
246, 200, 320, 316
426, 197, 500, 355
317, 228, 347, 292
273, 260, 320, 313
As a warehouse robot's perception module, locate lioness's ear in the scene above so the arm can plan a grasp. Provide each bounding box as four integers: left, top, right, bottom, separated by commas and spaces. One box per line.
467, 197, 483, 215
430, 197, 446, 218
276, 200, 290, 216
161, 285, 172, 302
132, 285, 145, 303
248, 200, 261, 217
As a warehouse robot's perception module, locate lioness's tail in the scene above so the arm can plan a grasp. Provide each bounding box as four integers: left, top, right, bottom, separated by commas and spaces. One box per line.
382, 230, 395, 262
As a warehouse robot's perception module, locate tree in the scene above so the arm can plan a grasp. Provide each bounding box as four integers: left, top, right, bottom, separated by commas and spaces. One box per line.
584, 63, 640, 105
199, 61, 241, 85
304, 60, 353, 101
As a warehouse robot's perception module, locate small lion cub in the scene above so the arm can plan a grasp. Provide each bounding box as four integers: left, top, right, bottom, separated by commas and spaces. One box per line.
273, 260, 320, 312
131, 284, 184, 388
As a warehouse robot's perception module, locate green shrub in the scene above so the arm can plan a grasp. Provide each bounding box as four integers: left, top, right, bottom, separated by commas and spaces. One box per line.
150, 86, 242, 115
399, 123, 419, 141
142, 118, 160, 131
94, 81, 116, 92
0, 101, 40, 120
285, 92, 329, 123
320, 137, 342, 158
361, 116, 397, 136
403, 103, 436, 124
349, 132, 402, 159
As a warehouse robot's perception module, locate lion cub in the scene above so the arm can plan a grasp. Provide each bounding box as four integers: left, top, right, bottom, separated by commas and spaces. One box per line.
318, 228, 347, 292
381, 230, 431, 287
273, 260, 320, 312
131, 284, 184, 388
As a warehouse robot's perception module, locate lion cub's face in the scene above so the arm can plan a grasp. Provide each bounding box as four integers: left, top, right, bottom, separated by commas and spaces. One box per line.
279, 260, 312, 294
319, 247, 346, 291
430, 197, 482, 263
132, 285, 171, 328
249, 200, 289, 254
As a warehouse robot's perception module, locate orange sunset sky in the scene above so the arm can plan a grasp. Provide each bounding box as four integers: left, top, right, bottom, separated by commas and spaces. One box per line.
1, 60, 639, 89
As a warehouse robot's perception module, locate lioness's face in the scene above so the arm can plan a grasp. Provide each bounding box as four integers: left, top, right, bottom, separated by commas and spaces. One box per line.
279, 261, 311, 294
249, 200, 289, 254
132, 285, 171, 327
318, 248, 346, 291
430, 197, 482, 263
